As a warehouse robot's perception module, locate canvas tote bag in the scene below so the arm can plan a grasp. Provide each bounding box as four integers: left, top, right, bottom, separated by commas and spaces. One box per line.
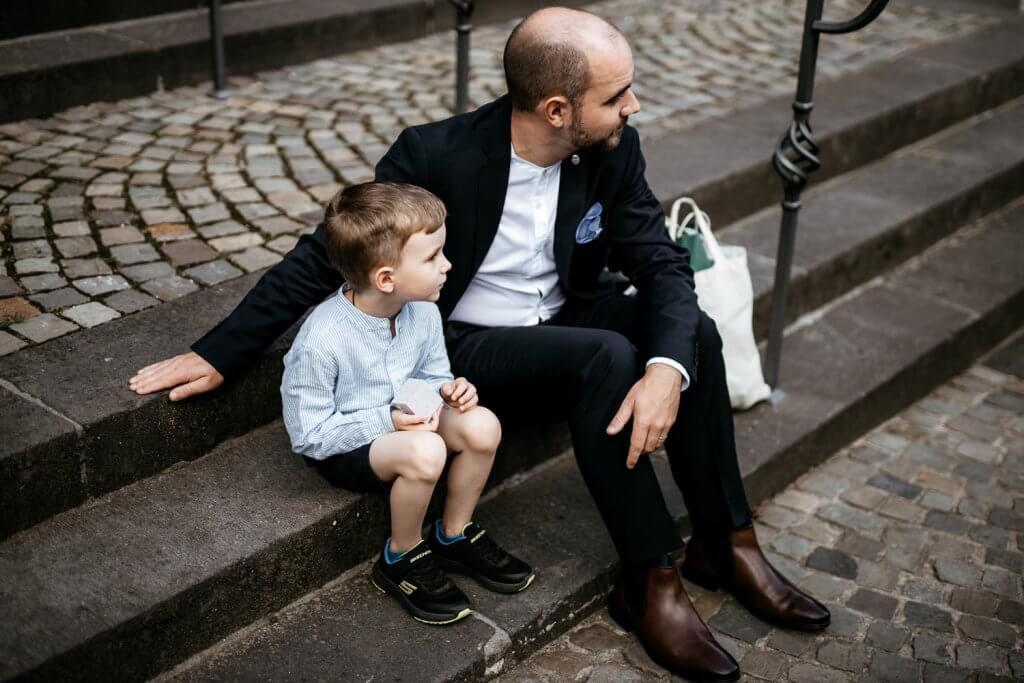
668, 198, 771, 410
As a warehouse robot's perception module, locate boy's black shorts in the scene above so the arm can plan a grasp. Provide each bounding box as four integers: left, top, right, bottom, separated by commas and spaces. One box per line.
304, 443, 391, 493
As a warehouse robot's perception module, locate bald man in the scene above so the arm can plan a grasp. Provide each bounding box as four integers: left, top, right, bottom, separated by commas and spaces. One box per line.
131, 8, 828, 679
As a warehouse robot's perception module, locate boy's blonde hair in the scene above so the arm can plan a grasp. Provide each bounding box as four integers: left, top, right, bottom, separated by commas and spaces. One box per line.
324, 182, 446, 290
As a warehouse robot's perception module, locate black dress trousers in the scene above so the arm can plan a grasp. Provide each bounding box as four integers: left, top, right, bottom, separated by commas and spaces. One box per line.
444, 293, 753, 563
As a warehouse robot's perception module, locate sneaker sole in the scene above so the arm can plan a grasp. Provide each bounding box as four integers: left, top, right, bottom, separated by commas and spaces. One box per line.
370, 565, 473, 626
435, 556, 536, 594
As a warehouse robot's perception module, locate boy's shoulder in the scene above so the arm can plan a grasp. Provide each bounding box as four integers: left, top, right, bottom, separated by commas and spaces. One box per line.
405, 300, 443, 329
292, 291, 345, 346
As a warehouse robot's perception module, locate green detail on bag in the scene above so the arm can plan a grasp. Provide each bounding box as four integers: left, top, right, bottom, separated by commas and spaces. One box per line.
677, 228, 715, 272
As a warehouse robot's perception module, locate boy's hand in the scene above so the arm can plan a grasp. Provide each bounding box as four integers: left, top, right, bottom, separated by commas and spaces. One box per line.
440, 377, 478, 412
392, 404, 442, 432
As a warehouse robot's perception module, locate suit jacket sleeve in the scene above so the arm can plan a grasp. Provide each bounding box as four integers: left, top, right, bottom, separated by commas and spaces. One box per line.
607, 129, 701, 382
191, 226, 342, 379
375, 126, 429, 185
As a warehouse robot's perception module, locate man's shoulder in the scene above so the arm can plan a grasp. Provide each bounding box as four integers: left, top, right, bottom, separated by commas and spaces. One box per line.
400, 96, 510, 151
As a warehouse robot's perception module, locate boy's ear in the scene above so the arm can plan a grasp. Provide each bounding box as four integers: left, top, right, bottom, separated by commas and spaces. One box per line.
372, 265, 395, 294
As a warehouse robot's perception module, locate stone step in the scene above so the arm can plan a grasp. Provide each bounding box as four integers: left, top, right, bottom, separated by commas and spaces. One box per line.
733, 96, 1024, 339
159, 200, 1024, 682
0, 0, 588, 123
3, 195, 1021, 683
2, 22, 1023, 540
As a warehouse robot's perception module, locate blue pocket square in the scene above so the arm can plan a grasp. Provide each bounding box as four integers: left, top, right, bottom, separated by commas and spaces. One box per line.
575, 202, 604, 244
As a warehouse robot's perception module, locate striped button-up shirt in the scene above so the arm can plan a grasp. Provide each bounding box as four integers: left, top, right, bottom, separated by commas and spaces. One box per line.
280, 288, 454, 460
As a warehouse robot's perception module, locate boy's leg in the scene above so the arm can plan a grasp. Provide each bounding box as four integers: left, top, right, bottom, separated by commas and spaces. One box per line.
368, 431, 447, 553
435, 405, 500, 536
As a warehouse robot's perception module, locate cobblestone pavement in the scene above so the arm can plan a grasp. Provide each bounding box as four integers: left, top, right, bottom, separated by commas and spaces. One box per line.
0, 0, 995, 353
498, 346, 1024, 682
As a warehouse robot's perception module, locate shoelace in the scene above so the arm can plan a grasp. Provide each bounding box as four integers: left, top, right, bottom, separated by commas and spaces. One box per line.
408, 553, 452, 593
472, 532, 510, 567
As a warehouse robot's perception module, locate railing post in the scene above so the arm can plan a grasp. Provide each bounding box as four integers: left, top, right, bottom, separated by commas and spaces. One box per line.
449, 0, 476, 114
765, 0, 890, 390
208, 0, 230, 99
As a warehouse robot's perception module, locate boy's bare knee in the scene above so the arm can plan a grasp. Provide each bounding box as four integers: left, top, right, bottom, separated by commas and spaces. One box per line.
405, 432, 448, 481
460, 407, 502, 454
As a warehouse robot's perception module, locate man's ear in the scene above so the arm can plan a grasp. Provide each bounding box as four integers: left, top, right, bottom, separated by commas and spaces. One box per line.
540, 95, 572, 130
372, 265, 395, 294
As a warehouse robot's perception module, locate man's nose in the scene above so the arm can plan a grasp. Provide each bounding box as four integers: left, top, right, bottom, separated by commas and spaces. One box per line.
623, 90, 640, 117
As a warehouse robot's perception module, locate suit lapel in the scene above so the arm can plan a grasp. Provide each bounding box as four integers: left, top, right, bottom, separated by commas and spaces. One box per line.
554, 155, 587, 285
471, 99, 513, 273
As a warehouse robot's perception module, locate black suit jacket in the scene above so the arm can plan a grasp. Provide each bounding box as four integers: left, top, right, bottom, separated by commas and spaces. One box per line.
193, 96, 701, 381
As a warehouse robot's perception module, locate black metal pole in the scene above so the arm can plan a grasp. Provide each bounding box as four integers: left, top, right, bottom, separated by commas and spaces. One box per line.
765, 0, 890, 389
450, 1, 476, 114
208, 0, 229, 99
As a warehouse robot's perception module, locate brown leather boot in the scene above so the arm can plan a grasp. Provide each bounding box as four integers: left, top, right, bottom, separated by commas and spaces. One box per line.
681, 525, 830, 631
609, 562, 740, 682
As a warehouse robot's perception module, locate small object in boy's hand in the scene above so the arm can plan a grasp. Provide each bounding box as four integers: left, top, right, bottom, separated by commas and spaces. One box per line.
392, 379, 443, 422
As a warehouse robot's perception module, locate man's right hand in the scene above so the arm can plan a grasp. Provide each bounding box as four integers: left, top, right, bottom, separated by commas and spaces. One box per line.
129, 352, 224, 401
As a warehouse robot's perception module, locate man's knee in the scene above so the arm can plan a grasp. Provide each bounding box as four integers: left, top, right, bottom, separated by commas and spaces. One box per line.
584, 330, 639, 388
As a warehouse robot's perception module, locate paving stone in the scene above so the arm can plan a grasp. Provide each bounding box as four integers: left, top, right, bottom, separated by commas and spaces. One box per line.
788, 661, 851, 683
995, 599, 1023, 626
14, 258, 58, 274
8, 313, 78, 342
840, 487, 888, 511
29, 287, 87, 311
231, 246, 282, 272
742, 648, 789, 680
586, 663, 643, 683
141, 207, 186, 225
0, 330, 27, 355
1010, 651, 1024, 679
981, 567, 1020, 598
947, 416, 1001, 442
904, 602, 955, 633
922, 662, 973, 683
846, 589, 899, 620
817, 641, 868, 673
93, 210, 134, 228
53, 236, 97, 258
161, 239, 217, 266
0, 296, 41, 324
103, 288, 159, 314
109, 243, 160, 265
183, 260, 243, 286
914, 633, 952, 664
957, 441, 1001, 464
12, 240, 52, 260
957, 614, 1017, 647
984, 548, 1023, 574
707, 601, 772, 643
817, 502, 884, 533
72, 274, 129, 296
765, 629, 815, 657
934, 558, 983, 588
925, 511, 975, 536
147, 223, 195, 242
954, 460, 995, 483
61, 257, 111, 279
827, 605, 866, 638
836, 532, 884, 561
904, 580, 947, 604
869, 652, 920, 683
96, 226, 144, 247
209, 233, 264, 253
988, 508, 1024, 532
955, 644, 1007, 675
568, 623, 625, 652
266, 234, 298, 254
120, 261, 176, 282
869, 472, 923, 500
62, 302, 120, 327
920, 490, 956, 512
187, 203, 231, 225
807, 547, 858, 580
949, 588, 1000, 617
52, 221, 91, 238
141, 275, 198, 301
866, 622, 909, 652
19, 273, 67, 292
253, 215, 304, 236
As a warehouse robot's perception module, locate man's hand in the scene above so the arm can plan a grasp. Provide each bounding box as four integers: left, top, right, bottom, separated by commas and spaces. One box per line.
392, 404, 443, 432
606, 364, 682, 469
440, 377, 479, 412
129, 352, 224, 401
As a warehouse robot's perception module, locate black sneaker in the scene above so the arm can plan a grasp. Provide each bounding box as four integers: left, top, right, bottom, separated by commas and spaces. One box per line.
370, 540, 472, 625
428, 521, 535, 594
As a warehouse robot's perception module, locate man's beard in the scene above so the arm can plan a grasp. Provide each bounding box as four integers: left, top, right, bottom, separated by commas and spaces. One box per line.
571, 116, 627, 152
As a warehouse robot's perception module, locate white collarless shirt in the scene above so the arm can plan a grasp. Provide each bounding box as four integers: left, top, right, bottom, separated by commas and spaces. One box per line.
449, 144, 690, 390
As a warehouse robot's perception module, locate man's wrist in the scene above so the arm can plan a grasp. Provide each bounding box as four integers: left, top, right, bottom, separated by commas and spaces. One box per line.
646, 357, 689, 391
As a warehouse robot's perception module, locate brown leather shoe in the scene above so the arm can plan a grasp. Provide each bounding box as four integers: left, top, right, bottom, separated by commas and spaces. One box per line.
609, 563, 740, 682
681, 525, 830, 631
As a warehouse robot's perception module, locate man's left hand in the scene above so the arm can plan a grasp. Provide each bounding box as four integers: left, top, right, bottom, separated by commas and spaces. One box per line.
606, 364, 682, 469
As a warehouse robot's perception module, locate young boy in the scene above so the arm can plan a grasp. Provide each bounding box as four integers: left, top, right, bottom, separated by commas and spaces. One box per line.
281, 181, 534, 625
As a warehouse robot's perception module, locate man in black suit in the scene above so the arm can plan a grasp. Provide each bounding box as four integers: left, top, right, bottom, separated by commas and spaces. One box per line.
131, 7, 828, 680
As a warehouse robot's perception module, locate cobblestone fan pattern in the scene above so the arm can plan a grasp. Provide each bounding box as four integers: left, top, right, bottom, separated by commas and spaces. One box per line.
499, 361, 1024, 682
0, 0, 994, 353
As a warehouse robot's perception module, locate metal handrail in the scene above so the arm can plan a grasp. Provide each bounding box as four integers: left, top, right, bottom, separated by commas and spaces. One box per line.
764, 0, 890, 390
449, 0, 476, 114
207, 0, 229, 99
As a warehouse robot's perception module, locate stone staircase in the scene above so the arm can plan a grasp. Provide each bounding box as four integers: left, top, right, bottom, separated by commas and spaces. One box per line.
2, 18, 1024, 683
